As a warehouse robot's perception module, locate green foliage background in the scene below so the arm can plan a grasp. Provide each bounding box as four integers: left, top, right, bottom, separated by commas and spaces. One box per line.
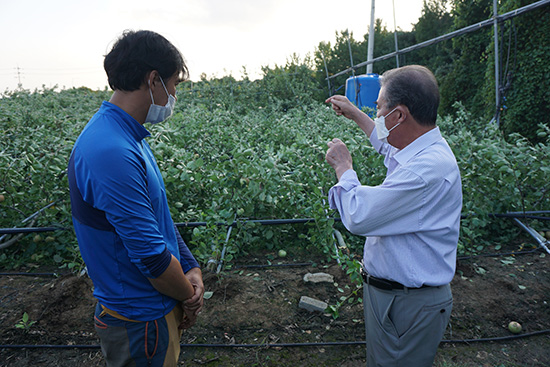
1, 0, 548, 272
1, 81, 549, 271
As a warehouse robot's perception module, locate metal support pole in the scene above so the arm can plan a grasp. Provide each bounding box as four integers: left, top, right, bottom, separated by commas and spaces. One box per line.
347, 32, 355, 77
392, 0, 400, 68
513, 218, 550, 255
367, 0, 375, 74
320, 50, 332, 97
0, 201, 57, 243
494, 0, 501, 126
216, 224, 234, 274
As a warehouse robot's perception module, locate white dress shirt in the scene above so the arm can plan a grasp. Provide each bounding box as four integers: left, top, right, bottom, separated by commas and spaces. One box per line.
328, 127, 462, 287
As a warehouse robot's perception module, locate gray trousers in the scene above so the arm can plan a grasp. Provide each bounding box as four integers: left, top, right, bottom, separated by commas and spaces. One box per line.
363, 283, 452, 367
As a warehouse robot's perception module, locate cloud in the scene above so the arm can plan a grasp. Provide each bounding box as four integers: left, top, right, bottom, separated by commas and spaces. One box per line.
111, 0, 279, 32
186, 0, 278, 30
0, 0, 425, 91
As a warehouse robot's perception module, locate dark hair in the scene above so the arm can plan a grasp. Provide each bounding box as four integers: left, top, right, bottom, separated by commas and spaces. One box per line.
380, 65, 439, 126
104, 30, 188, 91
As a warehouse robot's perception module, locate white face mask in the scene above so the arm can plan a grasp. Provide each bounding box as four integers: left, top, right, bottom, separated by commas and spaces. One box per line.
374, 107, 400, 144
145, 77, 176, 124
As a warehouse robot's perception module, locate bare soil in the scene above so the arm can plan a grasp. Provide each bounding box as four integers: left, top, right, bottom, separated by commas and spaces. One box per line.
1, 243, 549, 367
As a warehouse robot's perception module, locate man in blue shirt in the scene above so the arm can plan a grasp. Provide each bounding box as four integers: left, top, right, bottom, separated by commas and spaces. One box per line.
326, 65, 462, 366
68, 30, 204, 367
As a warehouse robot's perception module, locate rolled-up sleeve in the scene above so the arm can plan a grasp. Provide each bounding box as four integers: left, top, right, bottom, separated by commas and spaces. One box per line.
328, 168, 427, 237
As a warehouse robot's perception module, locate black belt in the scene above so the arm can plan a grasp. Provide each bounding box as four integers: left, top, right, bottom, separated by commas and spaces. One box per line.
360, 267, 430, 290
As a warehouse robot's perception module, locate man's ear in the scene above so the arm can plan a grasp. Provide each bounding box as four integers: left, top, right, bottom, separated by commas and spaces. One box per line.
396, 105, 409, 123
145, 70, 159, 89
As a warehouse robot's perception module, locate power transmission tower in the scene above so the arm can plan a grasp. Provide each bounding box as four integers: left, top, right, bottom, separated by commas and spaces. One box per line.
15, 66, 23, 88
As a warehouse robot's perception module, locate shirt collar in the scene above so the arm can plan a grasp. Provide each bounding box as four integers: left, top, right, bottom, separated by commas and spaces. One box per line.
101, 101, 151, 141
393, 127, 442, 166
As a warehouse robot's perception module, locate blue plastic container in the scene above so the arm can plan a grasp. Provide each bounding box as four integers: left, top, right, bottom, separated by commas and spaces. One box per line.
345, 74, 380, 116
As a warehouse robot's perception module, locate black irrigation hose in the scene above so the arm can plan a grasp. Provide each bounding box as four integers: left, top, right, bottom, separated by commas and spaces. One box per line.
441, 329, 550, 344
0, 219, 325, 234
175, 218, 323, 228
3, 210, 549, 234
0, 272, 64, 277
0, 344, 100, 350
2, 329, 550, 350
0, 226, 66, 235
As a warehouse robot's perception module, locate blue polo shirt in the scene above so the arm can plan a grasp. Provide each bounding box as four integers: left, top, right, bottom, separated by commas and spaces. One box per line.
68, 101, 199, 321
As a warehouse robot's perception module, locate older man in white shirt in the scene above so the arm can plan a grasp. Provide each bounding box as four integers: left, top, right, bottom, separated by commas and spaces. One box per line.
326, 65, 462, 367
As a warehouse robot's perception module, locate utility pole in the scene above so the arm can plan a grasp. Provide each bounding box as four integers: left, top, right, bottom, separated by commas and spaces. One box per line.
15, 66, 23, 88
367, 0, 375, 74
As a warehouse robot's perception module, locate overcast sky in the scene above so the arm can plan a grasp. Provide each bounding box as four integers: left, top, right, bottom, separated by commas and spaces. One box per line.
0, 0, 425, 92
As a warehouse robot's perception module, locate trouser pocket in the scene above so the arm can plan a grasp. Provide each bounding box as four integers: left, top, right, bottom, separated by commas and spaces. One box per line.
93, 303, 170, 367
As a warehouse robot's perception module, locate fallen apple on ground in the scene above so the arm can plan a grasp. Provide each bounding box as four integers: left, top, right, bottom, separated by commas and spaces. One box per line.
508, 321, 522, 334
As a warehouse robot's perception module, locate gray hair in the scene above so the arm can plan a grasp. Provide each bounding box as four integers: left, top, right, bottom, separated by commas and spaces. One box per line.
380, 65, 439, 126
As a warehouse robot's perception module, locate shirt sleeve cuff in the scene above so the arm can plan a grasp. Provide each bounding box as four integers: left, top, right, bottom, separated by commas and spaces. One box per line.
328, 169, 360, 209
339, 169, 358, 183
140, 247, 172, 278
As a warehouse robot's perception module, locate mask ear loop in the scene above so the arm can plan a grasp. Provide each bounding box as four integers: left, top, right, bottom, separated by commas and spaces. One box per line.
148, 75, 170, 105
388, 121, 401, 133
158, 77, 174, 101
148, 80, 155, 104
385, 107, 401, 133
159, 77, 169, 94
384, 107, 399, 119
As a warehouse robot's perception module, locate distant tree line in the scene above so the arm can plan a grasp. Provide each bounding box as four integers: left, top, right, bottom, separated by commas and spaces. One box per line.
311, 0, 550, 142
189, 0, 547, 142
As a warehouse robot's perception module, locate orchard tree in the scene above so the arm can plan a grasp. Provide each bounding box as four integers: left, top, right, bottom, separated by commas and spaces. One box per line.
493, 0, 550, 142
439, 0, 493, 118
412, 0, 454, 79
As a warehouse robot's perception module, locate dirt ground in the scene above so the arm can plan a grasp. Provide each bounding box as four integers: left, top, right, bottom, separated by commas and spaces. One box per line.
1, 242, 549, 367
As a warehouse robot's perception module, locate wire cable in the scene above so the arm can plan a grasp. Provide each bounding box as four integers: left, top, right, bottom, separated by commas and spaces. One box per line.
1, 329, 549, 350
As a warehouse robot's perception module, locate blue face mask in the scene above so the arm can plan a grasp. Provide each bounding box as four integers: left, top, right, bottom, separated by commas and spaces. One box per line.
374, 107, 400, 144
145, 77, 175, 124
